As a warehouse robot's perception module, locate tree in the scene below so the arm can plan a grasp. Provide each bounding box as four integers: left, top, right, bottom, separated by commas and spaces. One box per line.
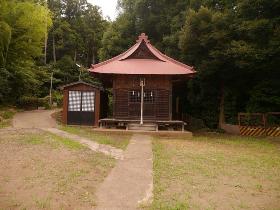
179, 6, 234, 128
0, 0, 52, 102
179, 0, 280, 127
45, 0, 107, 91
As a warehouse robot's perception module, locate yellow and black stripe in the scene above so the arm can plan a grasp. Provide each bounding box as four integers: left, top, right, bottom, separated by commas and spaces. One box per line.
239, 126, 266, 136
266, 127, 280, 137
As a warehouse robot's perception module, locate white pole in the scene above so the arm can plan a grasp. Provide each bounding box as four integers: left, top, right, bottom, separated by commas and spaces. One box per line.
76, 63, 82, 81
79, 68, 82, 81
140, 78, 144, 125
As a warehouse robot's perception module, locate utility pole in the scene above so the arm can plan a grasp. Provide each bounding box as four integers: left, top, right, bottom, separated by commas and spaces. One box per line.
140, 78, 145, 125
76, 63, 82, 81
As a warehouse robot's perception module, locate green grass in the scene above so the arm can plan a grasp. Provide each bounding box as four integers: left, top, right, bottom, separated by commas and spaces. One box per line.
34, 197, 51, 209
48, 133, 86, 150
0, 130, 115, 210
60, 125, 131, 149
151, 133, 280, 210
23, 135, 45, 145
20, 132, 85, 150
0, 107, 17, 128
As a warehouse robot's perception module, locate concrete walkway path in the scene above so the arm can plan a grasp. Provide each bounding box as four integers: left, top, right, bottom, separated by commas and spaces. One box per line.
43, 128, 124, 160
95, 134, 153, 210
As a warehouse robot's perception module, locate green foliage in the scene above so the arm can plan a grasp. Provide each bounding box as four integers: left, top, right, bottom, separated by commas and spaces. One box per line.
98, 14, 136, 61
247, 81, 280, 113
52, 90, 63, 107
0, 107, 17, 128
0, 0, 52, 103
178, 1, 280, 127
99, 0, 191, 59
1, 110, 15, 119
18, 96, 49, 109
0, 0, 279, 129
98, 0, 280, 128
44, 0, 106, 92
0, 0, 106, 105
0, 20, 11, 67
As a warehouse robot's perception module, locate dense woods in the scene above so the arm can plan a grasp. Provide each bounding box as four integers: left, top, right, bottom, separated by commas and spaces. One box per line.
0, 0, 279, 128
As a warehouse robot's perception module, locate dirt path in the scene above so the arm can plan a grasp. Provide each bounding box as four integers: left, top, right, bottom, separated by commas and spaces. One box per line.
95, 134, 153, 210
13, 110, 57, 128
12, 110, 124, 159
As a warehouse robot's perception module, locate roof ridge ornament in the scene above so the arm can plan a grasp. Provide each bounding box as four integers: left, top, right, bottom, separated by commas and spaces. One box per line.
137, 33, 150, 43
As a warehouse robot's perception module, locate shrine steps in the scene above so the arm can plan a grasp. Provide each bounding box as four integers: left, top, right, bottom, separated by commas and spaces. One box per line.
127, 123, 157, 131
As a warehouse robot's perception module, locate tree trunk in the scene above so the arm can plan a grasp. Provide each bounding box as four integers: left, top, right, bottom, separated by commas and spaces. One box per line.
44, 30, 48, 65
92, 45, 96, 65
74, 49, 77, 63
3, 26, 11, 68
52, 34, 56, 63
218, 82, 225, 129
3, 39, 10, 68
44, 0, 48, 65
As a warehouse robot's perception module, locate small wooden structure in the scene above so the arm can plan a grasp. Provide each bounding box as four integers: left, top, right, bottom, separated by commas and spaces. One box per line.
89, 33, 196, 131
61, 81, 102, 126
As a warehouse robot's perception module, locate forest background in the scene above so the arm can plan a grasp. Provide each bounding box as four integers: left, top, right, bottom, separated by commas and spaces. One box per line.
0, 0, 279, 128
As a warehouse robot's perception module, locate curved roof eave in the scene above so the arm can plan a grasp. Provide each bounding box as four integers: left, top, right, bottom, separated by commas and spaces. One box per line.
89, 33, 196, 75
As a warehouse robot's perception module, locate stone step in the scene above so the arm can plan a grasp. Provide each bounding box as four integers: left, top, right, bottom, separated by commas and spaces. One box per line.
127, 123, 157, 131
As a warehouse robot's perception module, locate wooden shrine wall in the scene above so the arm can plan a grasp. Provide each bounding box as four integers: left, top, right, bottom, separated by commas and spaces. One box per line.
113, 75, 172, 121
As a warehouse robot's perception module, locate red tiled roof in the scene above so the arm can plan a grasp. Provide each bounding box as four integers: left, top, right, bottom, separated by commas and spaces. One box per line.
89, 33, 196, 75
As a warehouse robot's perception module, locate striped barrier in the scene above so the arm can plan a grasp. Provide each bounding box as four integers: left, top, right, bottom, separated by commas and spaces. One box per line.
238, 112, 280, 137
239, 126, 280, 137
239, 126, 266, 136
266, 127, 280, 137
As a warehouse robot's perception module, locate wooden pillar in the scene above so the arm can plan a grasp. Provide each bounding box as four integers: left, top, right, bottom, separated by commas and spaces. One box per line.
94, 90, 100, 127
62, 90, 68, 124
113, 77, 116, 119
169, 79, 173, 121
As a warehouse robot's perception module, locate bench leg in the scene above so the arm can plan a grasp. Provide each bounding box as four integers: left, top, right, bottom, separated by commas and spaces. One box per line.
182, 124, 184, 132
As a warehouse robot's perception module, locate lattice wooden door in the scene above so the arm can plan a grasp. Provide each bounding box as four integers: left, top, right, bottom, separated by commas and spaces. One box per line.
67, 91, 95, 125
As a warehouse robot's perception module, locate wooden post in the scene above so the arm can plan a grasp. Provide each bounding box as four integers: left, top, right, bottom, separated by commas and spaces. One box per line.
238, 113, 241, 127
169, 79, 173, 121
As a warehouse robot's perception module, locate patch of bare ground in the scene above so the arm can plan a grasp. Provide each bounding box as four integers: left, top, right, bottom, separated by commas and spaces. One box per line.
151, 134, 280, 210
0, 129, 115, 210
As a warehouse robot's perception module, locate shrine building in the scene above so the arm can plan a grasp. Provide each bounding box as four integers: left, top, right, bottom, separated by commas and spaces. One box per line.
89, 33, 196, 131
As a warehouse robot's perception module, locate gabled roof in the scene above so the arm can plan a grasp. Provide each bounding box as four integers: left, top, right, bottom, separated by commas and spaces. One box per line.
59, 81, 103, 90
89, 33, 196, 75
